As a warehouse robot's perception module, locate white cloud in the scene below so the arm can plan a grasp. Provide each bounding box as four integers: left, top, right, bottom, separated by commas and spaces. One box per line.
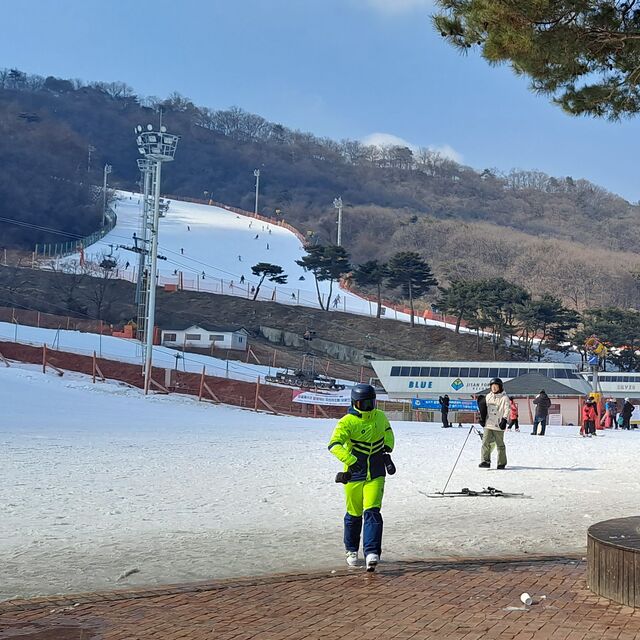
361, 132, 463, 163
356, 0, 434, 15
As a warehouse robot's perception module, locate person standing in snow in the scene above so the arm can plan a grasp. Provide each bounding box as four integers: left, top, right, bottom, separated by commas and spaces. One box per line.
328, 383, 395, 572
507, 397, 519, 431
532, 389, 551, 436
581, 398, 597, 437
622, 398, 634, 430
438, 394, 450, 428
479, 378, 510, 469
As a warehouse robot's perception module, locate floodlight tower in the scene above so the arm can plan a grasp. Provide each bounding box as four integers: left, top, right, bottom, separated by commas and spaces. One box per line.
135, 124, 179, 393
334, 196, 343, 246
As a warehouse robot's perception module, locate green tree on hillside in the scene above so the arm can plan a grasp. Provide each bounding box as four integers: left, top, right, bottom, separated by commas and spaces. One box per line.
296, 245, 351, 311
250, 262, 288, 300
386, 252, 437, 327
433, 1, 640, 119
353, 260, 388, 318
436, 279, 479, 333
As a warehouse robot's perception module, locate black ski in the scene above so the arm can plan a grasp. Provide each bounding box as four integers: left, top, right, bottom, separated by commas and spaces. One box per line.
422, 486, 527, 498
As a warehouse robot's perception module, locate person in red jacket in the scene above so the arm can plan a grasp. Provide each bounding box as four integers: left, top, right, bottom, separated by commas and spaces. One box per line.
507, 397, 519, 431
581, 398, 597, 437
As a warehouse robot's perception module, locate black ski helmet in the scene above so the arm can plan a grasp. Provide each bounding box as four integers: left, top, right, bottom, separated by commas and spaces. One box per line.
351, 383, 376, 411
489, 377, 504, 392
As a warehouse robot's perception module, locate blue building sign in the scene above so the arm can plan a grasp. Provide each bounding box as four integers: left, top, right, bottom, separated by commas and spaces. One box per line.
412, 398, 479, 411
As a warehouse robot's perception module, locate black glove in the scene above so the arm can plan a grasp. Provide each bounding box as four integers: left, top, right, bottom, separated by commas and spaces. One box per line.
335, 471, 352, 484
499, 418, 508, 430
348, 459, 366, 475
383, 453, 396, 475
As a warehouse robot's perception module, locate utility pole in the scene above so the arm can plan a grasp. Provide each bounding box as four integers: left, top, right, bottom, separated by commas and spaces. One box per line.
102, 164, 112, 227
334, 196, 343, 246
254, 168, 260, 215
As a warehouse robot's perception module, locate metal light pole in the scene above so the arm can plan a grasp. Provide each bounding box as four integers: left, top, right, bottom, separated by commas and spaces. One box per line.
135, 124, 179, 394
102, 164, 112, 227
135, 158, 153, 306
254, 169, 260, 215
334, 196, 343, 246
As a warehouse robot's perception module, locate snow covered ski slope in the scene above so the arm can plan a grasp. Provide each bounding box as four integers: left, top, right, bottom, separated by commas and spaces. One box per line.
59, 191, 434, 324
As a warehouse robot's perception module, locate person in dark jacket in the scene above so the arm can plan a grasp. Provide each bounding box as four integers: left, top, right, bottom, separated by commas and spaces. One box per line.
438, 394, 451, 428
532, 389, 552, 436
622, 398, 634, 430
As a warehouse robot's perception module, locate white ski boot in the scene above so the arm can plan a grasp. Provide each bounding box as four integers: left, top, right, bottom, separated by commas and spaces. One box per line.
365, 553, 379, 572
346, 551, 358, 567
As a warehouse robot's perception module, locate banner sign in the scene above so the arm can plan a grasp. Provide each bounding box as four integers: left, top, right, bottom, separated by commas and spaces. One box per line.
292, 390, 351, 406
411, 398, 478, 411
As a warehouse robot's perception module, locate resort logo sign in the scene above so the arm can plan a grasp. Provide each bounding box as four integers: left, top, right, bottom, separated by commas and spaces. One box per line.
451, 378, 464, 391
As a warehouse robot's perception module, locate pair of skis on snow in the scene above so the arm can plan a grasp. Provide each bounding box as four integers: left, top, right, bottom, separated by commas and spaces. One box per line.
423, 486, 526, 498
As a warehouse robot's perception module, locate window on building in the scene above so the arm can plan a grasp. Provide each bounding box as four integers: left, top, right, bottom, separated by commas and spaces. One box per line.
498, 368, 508, 378
209, 334, 225, 341
391, 367, 401, 377
410, 367, 421, 376
400, 367, 411, 376
185, 333, 201, 340
508, 368, 518, 378
459, 368, 469, 377
469, 368, 479, 377
238, 337, 243, 343
440, 367, 450, 377
429, 367, 440, 376
164, 333, 177, 342
450, 367, 460, 377
478, 368, 488, 377
489, 368, 499, 377
420, 367, 430, 376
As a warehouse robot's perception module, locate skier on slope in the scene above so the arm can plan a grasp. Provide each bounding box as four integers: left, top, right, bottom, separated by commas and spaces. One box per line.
328, 383, 395, 572
478, 378, 510, 469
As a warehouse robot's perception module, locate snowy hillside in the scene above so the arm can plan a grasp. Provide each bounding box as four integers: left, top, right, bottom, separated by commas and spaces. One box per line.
3, 362, 639, 600
59, 191, 437, 324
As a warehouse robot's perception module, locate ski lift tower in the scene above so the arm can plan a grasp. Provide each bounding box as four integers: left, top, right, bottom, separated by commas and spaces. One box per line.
134, 124, 179, 393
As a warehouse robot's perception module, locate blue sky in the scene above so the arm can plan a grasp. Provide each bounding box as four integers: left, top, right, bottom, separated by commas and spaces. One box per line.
2, 0, 640, 201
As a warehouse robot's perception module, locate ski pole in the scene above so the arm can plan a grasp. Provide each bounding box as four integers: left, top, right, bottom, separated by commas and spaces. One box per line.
441, 424, 476, 495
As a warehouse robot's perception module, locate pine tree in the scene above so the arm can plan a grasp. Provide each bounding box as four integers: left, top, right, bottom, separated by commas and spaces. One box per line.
250, 262, 288, 300
433, 1, 640, 119
295, 245, 351, 311
353, 260, 388, 318
386, 252, 437, 327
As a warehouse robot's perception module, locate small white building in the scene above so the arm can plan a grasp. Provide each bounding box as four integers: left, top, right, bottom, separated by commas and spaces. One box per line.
161, 324, 249, 351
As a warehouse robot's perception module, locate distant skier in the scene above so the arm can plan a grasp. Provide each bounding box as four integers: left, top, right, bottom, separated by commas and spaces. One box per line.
238, 255, 242, 262
201, 271, 205, 280
329, 383, 395, 572
532, 389, 551, 435
250, 285, 256, 295
187, 225, 190, 231
479, 378, 509, 469
240, 275, 245, 284
438, 394, 450, 428
332, 294, 341, 309
254, 234, 259, 239
266, 243, 270, 250
268, 228, 272, 235
180, 247, 184, 255
125, 261, 130, 270
291, 292, 296, 300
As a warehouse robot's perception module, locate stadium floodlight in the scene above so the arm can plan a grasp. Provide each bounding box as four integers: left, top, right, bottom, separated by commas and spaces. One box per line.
334, 196, 343, 246
134, 124, 179, 394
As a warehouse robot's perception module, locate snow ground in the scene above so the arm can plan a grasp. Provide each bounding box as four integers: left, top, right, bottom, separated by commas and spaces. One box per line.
2, 363, 639, 600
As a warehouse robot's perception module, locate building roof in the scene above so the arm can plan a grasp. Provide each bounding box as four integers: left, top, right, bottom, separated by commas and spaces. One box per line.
480, 373, 584, 397
161, 323, 249, 334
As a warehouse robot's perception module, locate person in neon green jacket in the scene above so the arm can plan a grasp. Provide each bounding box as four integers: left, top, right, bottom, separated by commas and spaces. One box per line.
328, 383, 395, 571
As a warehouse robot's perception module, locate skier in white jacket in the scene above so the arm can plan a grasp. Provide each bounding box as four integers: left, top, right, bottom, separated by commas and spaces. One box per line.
479, 377, 510, 469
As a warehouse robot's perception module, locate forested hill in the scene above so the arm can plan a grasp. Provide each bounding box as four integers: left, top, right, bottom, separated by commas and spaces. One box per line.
1, 68, 639, 309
